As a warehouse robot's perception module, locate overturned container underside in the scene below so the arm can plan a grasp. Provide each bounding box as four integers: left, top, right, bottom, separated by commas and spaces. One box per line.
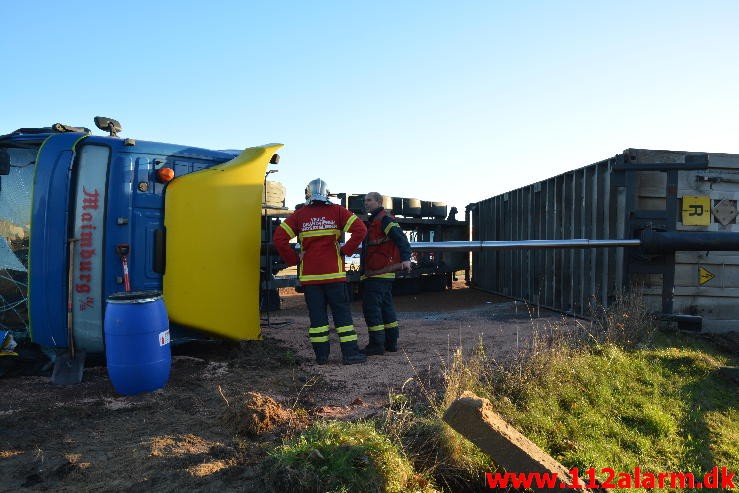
470, 148, 739, 333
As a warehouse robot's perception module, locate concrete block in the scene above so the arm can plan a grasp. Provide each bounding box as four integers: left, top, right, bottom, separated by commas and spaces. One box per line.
443, 391, 596, 492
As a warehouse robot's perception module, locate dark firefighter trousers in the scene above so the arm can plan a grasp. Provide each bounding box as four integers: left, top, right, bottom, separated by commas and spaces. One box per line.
303, 282, 360, 361
361, 277, 399, 350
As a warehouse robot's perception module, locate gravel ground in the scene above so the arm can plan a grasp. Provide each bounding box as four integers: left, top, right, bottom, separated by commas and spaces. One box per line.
0, 283, 581, 492
265, 282, 582, 418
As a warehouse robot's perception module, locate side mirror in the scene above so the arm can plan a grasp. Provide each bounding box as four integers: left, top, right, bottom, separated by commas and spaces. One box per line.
94, 116, 122, 137
0, 148, 10, 175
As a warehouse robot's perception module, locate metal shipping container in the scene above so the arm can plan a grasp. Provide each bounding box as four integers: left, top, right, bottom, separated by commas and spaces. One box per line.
469, 148, 739, 333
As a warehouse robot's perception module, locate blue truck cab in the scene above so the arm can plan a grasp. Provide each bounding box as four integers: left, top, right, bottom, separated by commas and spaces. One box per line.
0, 119, 278, 353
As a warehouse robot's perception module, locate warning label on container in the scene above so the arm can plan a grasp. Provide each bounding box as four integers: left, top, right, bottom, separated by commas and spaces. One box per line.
682, 196, 711, 226
159, 330, 170, 346
699, 266, 715, 285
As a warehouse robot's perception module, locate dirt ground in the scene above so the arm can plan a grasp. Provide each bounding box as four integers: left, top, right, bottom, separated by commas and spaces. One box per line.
0, 283, 581, 492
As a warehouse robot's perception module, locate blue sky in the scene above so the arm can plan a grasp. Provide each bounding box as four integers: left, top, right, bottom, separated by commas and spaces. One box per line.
2, 1, 738, 212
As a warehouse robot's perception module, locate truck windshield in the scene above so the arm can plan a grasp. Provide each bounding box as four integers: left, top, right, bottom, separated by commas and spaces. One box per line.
0, 144, 38, 336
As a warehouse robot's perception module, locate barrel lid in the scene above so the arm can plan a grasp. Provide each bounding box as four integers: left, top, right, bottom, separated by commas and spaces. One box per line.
107, 290, 162, 304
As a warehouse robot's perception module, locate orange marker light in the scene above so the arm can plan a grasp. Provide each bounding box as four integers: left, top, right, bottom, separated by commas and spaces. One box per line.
156, 167, 175, 183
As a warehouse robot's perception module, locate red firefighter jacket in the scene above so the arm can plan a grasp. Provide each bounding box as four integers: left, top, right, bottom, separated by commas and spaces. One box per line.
361, 208, 411, 279
273, 202, 367, 285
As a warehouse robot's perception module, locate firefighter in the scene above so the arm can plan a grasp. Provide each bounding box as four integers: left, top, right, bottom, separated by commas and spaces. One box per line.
273, 178, 368, 365
360, 192, 412, 355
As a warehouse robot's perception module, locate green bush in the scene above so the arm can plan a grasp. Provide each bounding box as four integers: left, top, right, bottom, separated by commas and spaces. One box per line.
261, 420, 434, 493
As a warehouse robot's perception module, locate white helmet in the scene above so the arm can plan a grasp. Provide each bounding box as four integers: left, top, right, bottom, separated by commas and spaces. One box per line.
305, 178, 330, 204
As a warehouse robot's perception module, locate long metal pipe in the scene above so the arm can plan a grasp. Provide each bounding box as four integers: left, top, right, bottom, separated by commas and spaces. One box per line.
410, 230, 739, 253
408, 239, 641, 251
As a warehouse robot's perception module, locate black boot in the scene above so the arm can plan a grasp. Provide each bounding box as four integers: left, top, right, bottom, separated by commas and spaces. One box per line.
312, 341, 330, 364
385, 325, 399, 352
363, 329, 385, 356
340, 340, 367, 365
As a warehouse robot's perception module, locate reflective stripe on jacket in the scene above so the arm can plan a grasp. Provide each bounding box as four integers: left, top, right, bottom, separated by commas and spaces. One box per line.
273, 203, 367, 285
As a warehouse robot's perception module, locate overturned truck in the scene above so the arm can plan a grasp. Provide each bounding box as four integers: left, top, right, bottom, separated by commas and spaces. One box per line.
2, 123, 736, 364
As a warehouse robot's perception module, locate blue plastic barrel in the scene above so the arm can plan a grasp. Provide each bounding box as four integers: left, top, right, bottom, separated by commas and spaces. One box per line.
104, 291, 171, 395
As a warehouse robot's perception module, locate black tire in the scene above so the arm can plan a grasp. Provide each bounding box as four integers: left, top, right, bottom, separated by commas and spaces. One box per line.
402, 198, 421, 217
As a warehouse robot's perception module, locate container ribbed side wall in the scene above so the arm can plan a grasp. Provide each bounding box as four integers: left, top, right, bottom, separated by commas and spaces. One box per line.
471, 148, 739, 332
471, 157, 626, 318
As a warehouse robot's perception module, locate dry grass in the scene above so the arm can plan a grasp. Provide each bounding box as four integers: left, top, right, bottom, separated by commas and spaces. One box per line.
488, 287, 658, 403
588, 287, 657, 347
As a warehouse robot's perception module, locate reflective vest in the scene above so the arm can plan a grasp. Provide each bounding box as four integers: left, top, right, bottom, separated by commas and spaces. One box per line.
363, 209, 402, 279
273, 203, 366, 285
